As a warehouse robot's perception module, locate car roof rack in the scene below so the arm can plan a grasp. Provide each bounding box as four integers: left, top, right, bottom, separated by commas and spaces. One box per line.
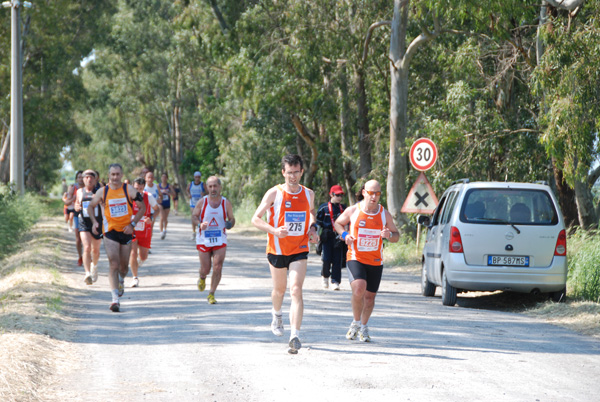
534, 180, 548, 185
451, 178, 470, 185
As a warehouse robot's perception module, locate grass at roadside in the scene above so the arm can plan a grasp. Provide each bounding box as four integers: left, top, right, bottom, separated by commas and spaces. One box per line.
0, 210, 76, 400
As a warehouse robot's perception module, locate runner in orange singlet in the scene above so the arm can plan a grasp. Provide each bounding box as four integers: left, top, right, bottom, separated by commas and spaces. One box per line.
251, 154, 318, 354
87, 163, 146, 312
334, 179, 399, 342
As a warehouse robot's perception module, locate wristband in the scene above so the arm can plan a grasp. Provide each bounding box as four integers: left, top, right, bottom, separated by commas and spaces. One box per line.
341, 231, 348, 240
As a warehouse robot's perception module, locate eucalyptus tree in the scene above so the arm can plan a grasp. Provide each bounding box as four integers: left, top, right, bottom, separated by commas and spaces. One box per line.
534, 0, 600, 229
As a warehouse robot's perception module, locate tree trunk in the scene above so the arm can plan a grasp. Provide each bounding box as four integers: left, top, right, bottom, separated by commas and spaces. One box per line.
574, 178, 598, 230
387, 1, 411, 232
355, 67, 372, 179
339, 64, 357, 204
290, 113, 318, 188
552, 162, 578, 228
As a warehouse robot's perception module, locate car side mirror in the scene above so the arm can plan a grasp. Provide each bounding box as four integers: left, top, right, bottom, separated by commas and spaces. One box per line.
417, 215, 431, 227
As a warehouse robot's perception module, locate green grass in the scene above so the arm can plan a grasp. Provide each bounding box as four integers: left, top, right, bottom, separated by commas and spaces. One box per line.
0, 185, 46, 258
383, 233, 425, 266
567, 229, 600, 302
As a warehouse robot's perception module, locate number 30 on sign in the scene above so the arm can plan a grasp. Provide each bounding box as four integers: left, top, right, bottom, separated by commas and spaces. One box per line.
409, 138, 438, 172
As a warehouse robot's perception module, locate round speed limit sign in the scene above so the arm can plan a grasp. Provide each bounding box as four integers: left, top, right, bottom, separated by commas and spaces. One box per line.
409, 138, 438, 171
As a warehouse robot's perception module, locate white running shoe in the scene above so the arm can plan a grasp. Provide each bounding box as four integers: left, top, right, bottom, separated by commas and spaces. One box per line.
322, 277, 329, 289
271, 314, 284, 337
161, 230, 166, 240
332, 282, 340, 291
346, 321, 360, 340
91, 263, 98, 283
131, 277, 139, 288
84, 274, 93, 285
359, 326, 371, 342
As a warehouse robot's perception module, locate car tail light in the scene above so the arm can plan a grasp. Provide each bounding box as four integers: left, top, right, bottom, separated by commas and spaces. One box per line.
449, 226, 463, 253
554, 229, 567, 256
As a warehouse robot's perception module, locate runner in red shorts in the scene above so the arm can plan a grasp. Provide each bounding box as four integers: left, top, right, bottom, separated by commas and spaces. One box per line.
129, 177, 160, 287
192, 176, 235, 305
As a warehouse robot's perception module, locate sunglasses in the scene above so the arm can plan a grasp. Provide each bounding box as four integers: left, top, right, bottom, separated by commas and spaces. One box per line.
332, 193, 343, 197
364, 190, 382, 196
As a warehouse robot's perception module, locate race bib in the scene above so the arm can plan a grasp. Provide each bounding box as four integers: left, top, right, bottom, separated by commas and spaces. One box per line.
81, 201, 97, 218
285, 212, 306, 236
357, 228, 380, 252
162, 194, 169, 201
134, 216, 145, 231
108, 197, 128, 218
203, 229, 223, 246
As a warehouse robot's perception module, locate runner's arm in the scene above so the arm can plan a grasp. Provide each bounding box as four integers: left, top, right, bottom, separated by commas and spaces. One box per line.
225, 199, 235, 230
126, 184, 146, 235
251, 187, 282, 236
382, 209, 400, 243
334, 206, 356, 245
191, 197, 204, 228
74, 188, 83, 211
308, 189, 318, 243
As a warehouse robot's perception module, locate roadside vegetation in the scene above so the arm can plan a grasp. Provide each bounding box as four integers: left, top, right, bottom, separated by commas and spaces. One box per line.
0, 191, 74, 401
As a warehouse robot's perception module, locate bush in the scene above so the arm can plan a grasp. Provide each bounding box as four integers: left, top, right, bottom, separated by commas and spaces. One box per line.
0, 185, 44, 257
568, 229, 600, 302
383, 233, 426, 266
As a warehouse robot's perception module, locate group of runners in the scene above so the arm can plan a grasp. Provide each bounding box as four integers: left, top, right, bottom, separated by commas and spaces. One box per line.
62, 154, 399, 355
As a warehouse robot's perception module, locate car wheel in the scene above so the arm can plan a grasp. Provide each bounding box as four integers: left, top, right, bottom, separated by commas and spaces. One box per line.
441, 268, 457, 306
421, 261, 436, 297
550, 287, 567, 303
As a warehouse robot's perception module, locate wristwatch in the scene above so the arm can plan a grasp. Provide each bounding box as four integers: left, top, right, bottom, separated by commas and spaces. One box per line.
131, 222, 136, 229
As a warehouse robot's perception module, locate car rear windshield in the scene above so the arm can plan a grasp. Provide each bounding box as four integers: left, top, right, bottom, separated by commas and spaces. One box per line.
459, 188, 559, 225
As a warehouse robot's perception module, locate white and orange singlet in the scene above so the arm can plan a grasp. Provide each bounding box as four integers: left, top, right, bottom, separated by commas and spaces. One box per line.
197, 196, 229, 247
266, 185, 311, 256
347, 203, 386, 266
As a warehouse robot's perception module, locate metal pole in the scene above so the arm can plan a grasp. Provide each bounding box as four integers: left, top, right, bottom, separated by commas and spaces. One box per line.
7, 0, 24, 194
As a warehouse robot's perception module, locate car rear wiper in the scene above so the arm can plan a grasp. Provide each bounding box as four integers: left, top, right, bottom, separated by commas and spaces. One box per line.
470, 217, 521, 234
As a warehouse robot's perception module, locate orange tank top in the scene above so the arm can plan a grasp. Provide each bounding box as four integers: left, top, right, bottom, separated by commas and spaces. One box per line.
347, 203, 386, 266
104, 184, 133, 233
266, 185, 311, 256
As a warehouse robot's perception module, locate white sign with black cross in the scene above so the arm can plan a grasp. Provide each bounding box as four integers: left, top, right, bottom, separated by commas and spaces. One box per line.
401, 172, 439, 214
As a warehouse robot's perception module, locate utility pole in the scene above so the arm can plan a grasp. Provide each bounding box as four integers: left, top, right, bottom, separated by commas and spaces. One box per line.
2, 0, 32, 195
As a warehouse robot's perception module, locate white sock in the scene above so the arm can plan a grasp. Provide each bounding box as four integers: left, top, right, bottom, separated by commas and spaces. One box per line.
272, 308, 282, 317
353, 320, 361, 326
360, 324, 367, 330
290, 329, 300, 339
111, 289, 119, 303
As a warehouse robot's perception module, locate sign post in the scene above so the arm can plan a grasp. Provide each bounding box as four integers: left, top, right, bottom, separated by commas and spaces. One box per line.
405, 138, 439, 251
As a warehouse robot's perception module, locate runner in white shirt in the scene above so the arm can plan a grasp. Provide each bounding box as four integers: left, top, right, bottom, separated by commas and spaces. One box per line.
192, 176, 235, 305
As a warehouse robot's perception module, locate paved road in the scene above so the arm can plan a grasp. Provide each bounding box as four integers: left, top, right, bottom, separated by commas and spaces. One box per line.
48, 215, 600, 401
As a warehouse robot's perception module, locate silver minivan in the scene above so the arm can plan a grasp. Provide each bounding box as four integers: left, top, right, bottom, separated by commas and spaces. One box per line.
418, 180, 567, 306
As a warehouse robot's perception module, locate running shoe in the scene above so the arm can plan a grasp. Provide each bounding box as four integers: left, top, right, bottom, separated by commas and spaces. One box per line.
131, 277, 139, 288
118, 277, 125, 297
161, 230, 166, 240
346, 321, 360, 340
77, 257, 83, 266
207, 294, 217, 304
197, 277, 206, 292
358, 326, 371, 342
322, 277, 329, 289
91, 263, 98, 282
271, 314, 284, 337
288, 336, 301, 354
332, 282, 340, 291
84, 274, 93, 285
109, 301, 120, 312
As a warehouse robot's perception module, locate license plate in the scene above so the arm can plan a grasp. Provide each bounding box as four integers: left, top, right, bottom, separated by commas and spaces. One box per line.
487, 255, 529, 267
